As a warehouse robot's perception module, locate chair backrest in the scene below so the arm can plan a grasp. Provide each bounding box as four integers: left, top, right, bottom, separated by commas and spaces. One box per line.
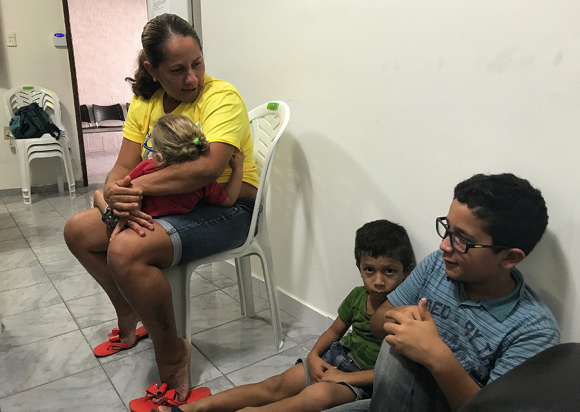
92, 103, 125, 127
79, 104, 92, 127
4, 85, 62, 126
240, 101, 290, 249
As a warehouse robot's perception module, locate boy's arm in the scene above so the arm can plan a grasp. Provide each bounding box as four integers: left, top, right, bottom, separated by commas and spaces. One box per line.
220, 150, 244, 207
307, 317, 351, 383
384, 298, 480, 411
321, 368, 374, 387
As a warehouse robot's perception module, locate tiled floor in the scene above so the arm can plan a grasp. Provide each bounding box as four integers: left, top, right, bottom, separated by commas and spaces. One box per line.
86, 150, 118, 185
0, 187, 319, 411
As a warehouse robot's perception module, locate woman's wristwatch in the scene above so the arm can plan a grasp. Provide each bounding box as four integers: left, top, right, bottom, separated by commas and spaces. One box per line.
102, 206, 120, 229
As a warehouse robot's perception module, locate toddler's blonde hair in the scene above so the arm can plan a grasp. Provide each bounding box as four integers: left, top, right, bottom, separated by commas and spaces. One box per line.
149, 114, 209, 166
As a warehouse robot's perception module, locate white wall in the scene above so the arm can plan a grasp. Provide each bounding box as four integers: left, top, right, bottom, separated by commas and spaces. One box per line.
201, 0, 580, 342
0, 0, 82, 190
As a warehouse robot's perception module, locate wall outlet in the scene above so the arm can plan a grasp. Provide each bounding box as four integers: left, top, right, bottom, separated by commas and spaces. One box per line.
4, 126, 11, 139
7, 32, 17, 47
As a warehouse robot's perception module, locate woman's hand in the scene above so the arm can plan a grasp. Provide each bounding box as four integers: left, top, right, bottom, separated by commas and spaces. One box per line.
229, 149, 245, 171
124, 209, 155, 236
104, 175, 143, 216
110, 217, 129, 241
306, 353, 335, 384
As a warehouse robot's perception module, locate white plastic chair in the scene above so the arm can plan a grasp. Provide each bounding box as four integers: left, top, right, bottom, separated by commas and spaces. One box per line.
163, 101, 290, 380
4, 85, 75, 204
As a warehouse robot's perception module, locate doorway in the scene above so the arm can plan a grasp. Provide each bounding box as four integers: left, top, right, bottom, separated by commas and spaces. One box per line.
64, 0, 148, 184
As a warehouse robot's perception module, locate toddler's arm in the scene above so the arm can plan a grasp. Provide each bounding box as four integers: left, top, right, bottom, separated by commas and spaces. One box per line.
220, 149, 245, 207
307, 316, 350, 384
93, 189, 108, 214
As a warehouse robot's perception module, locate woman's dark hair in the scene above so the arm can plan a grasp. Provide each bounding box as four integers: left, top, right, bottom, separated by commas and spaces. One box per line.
125, 14, 202, 99
454, 173, 548, 256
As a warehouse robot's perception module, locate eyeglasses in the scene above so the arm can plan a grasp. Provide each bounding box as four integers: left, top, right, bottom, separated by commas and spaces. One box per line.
436, 217, 510, 254
143, 135, 158, 153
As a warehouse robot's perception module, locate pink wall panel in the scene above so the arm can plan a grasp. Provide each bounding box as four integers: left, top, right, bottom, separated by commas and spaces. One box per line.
68, 0, 147, 152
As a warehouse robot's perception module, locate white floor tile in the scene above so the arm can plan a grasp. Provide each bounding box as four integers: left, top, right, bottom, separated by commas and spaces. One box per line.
0, 330, 99, 398
192, 317, 296, 375
0, 189, 320, 408
0, 303, 78, 352
0, 367, 126, 412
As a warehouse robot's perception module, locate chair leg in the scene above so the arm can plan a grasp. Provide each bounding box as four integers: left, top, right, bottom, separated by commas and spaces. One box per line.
164, 265, 191, 340
235, 256, 255, 318
163, 263, 196, 384
56, 158, 64, 193
61, 138, 76, 198
256, 246, 284, 350
17, 141, 31, 204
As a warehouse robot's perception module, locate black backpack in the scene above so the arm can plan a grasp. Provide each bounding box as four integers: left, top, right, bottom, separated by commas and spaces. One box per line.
9, 102, 61, 139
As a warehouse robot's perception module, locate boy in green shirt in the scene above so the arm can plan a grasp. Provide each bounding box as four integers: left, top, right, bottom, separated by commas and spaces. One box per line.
161, 219, 416, 412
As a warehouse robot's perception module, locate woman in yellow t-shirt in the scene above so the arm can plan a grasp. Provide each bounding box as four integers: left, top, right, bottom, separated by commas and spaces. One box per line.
64, 14, 258, 410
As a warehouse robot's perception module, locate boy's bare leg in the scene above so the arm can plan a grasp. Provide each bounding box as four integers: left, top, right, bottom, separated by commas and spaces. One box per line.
159, 364, 307, 412
240, 381, 357, 412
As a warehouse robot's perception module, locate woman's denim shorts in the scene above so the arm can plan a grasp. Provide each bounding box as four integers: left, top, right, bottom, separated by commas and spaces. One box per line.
298, 341, 373, 400
155, 198, 255, 267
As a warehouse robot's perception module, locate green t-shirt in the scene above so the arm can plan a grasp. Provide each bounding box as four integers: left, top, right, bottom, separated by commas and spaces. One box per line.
338, 286, 383, 370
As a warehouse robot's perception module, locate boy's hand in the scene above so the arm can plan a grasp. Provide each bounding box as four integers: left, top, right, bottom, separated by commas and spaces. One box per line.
320, 368, 349, 384
306, 353, 335, 383
229, 149, 245, 171
383, 298, 446, 368
384, 304, 422, 323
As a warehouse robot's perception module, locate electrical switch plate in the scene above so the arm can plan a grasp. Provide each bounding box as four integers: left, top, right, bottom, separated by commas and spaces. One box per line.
7, 32, 16, 47
4, 126, 11, 139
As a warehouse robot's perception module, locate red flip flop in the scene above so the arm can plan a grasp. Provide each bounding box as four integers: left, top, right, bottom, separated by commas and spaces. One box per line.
93, 326, 148, 357
166, 387, 212, 407
129, 383, 211, 412
129, 382, 167, 412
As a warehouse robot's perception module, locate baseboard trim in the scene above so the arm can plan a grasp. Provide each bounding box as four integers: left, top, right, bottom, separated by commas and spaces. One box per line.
213, 261, 333, 334
0, 180, 85, 197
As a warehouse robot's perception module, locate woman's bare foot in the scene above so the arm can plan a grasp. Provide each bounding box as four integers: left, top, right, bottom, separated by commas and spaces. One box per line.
158, 337, 191, 402
115, 310, 141, 346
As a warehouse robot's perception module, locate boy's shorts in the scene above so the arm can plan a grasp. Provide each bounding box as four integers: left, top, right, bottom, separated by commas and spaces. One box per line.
297, 341, 373, 400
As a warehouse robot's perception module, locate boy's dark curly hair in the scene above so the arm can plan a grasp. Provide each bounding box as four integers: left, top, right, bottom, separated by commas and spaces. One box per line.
355, 219, 416, 270
454, 173, 548, 255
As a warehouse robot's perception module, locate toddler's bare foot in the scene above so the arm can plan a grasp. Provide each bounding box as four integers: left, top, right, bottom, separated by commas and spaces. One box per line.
158, 337, 191, 402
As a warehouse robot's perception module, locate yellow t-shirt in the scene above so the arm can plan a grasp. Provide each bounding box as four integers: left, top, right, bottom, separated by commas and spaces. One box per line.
123, 74, 259, 188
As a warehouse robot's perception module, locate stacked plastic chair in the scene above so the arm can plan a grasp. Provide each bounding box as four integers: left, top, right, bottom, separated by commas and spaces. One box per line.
4, 85, 75, 204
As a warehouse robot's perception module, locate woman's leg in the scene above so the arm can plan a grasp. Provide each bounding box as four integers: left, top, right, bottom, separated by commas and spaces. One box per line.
63, 208, 141, 344
159, 363, 308, 412
66, 208, 190, 399
106, 223, 191, 399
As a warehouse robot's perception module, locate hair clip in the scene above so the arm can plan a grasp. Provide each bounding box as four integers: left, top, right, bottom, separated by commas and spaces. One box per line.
193, 138, 200, 146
